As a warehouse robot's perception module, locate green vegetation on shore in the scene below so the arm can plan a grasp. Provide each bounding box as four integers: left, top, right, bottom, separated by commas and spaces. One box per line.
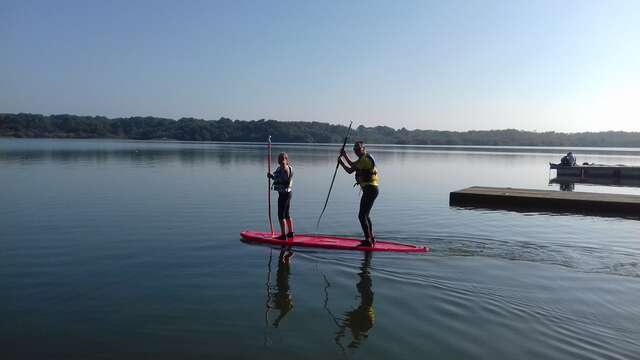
2, 113, 640, 147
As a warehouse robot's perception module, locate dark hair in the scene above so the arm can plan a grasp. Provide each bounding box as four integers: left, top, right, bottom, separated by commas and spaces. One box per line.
354, 141, 365, 147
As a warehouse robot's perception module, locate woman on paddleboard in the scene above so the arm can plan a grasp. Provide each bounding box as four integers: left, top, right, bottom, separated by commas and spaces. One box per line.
267, 152, 294, 240
338, 141, 379, 247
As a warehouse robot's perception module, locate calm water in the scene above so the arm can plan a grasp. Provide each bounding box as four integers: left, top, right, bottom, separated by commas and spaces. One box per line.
1, 138, 639, 359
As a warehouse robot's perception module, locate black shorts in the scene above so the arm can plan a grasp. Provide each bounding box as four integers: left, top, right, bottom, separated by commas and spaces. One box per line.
277, 192, 292, 220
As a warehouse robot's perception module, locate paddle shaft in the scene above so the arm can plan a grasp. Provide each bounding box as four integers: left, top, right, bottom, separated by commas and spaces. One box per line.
267, 136, 274, 236
316, 121, 353, 229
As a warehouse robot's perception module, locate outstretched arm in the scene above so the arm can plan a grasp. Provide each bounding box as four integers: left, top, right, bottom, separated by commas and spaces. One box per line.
339, 158, 355, 174
340, 148, 356, 167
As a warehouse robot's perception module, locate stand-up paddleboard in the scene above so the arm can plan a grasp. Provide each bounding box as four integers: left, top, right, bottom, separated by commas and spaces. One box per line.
241, 230, 429, 253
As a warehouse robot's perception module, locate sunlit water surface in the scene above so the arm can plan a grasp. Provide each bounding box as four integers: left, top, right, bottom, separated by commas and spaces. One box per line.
1, 138, 639, 359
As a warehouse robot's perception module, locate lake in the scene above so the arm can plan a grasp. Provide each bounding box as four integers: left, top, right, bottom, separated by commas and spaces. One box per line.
1, 138, 639, 359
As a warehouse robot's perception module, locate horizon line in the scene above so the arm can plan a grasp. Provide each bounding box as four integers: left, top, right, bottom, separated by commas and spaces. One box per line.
3, 112, 640, 135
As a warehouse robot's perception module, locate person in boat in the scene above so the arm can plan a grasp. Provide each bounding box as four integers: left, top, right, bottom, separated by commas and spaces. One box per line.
560, 152, 577, 166
338, 141, 379, 247
267, 152, 294, 240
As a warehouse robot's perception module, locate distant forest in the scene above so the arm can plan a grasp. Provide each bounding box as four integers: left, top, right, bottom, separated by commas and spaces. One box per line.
2, 113, 640, 147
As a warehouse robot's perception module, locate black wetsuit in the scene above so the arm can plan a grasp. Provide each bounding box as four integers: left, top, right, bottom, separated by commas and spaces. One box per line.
278, 192, 291, 220
354, 153, 378, 241
359, 185, 378, 240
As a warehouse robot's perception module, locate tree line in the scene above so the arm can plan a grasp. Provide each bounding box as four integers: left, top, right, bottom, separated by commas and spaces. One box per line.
2, 112, 640, 147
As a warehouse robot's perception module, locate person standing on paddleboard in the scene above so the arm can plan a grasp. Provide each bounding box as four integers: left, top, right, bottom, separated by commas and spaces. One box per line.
267, 152, 294, 240
338, 141, 379, 247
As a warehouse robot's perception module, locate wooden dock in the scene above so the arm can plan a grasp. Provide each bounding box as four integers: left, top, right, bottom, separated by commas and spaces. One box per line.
450, 186, 640, 218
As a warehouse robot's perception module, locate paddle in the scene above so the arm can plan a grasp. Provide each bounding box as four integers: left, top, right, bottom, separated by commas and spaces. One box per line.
267, 135, 274, 236
316, 121, 353, 229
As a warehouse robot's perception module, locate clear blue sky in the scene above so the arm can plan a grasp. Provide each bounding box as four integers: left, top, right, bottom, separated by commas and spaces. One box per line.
2, 0, 639, 132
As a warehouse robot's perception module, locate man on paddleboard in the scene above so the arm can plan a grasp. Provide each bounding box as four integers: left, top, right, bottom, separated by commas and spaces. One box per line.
338, 141, 379, 247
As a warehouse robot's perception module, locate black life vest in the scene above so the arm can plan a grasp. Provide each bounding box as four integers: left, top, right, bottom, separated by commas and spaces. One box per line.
272, 165, 293, 192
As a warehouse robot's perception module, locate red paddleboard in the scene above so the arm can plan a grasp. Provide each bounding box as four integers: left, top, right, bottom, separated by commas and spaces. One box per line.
240, 230, 429, 253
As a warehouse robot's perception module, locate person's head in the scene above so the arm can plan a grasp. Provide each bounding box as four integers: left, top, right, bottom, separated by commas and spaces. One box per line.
567, 152, 573, 156
353, 141, 366, 157
278, 152, 289, 166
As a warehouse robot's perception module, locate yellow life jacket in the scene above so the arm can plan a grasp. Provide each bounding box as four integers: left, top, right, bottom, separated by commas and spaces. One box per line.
354, 153, 378, 187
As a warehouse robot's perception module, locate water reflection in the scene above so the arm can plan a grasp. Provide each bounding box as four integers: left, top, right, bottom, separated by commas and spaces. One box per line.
265, 247, 294, 333
334, 252, 375, 350
550, 176, 640, 190
451, 203, 640, 221
0, 147, 261, 167
558, 182, 575, 192
272, 248, 294, 328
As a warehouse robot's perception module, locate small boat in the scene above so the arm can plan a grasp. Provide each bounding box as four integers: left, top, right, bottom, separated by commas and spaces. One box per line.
549, 176, 640, 188
550, 163, 640, 179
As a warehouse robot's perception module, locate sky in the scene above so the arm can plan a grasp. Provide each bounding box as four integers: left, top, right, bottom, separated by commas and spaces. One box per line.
1, 0, 639, 132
